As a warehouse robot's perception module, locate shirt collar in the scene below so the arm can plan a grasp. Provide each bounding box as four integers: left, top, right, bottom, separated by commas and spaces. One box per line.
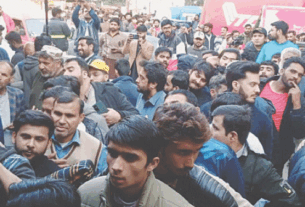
143, 91, 165, 106
236, 144, 248, 158
85, 53, 94, 62
52, 130, 81, 147
107, 30, 120, 37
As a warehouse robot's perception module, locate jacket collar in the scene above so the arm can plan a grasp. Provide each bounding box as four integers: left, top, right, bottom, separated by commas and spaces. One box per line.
112, 76, 133, 83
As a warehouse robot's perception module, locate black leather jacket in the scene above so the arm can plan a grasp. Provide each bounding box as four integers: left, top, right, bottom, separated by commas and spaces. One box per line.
161, 165, 252, 207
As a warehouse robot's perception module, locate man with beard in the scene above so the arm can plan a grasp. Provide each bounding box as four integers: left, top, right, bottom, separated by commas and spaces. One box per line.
12, 110, 60, 177
259, 60, 279, 82
243, 27, 267, 62
287, 30, 297, 44
226, 61, 274, 159
123, 25, 154, 81
256, 21, 298, 63
77, 36, 99, 64
29, 45, 64, 109
135, 61, 167, 120
188, 60, 214, 106
218, 48, 240, 73
242, 24, 252, 45
260, 57, 305, 171
154, 46, 172, 70
203, 23, 216, 51
187, 31, 207, 58
158, 19, 185, 59
72, 1, 100, 55
164, 70, 189, 93
100, 18, 127, 79
5, 31, 24, 66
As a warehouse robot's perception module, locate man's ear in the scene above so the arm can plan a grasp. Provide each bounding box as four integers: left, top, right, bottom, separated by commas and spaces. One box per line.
279, 68, 284, 76
79, 113, 85, 123
232, 80, 240, 93
210, 88, 217, 99
147, 157, 160, 172
11, 131, 16, 144
89, 44, 94, 52
228, 131, 239, 143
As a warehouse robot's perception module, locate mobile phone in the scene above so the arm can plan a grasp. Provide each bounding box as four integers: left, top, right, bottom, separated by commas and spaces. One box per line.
93, 101, 109, 114
133, 34, 139, 39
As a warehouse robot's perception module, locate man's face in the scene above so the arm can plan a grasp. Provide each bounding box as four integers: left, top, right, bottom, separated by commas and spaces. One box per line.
78, 39, 93, 58
203, 26, 210, 33
271, 57, 280, 65
236, 72, 260, 103
287, 33, 296, 43
162, 24, 172, 37
12, 124, 50, 160
107, 141, 156, 192
259, 65, 275, 80
131, 18, 137, 24
136, 69, 150, 94
153, 21, 159, 28
202, 53, 213, 60
206, 56, 219, 68
211, 115, 230, 146
211, 84, 228, 99
164, 75, 174, 92
161, 139, 203, 177
109, 21, 120, 32
189, 70, 206, 90
137, 31, 146, 40
155, 52, 171, 69
51, 100, 84, 141
0, 63, 13, 91
38, 57, 60, 78
164, 93, 188, 105
42, 97, 55, 116
193, 37, 204, 48
221, 28, 227, 36
268, 26, 278, 40
84, 12, 91, 22
232, 32, 240, 39
219, 52, 238, 67
89, 68, 108, 82
126, 14, 131, 21
244, 26, 252, 34
252, 33, 266, 47
64, 61, 84, 83
281, 63, 304, 89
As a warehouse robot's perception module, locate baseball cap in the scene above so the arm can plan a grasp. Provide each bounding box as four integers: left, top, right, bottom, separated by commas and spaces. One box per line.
89, 59, 109, 74
194, 31, 205, 40
253, 27, 267, 36
41, 45, 63, 60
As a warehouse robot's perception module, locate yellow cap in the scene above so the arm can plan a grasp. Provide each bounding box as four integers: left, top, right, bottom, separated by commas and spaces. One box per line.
89, 59, 109, 74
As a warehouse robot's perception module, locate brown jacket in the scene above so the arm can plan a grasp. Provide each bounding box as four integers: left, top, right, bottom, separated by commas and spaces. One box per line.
99, 31, 127, 60
123, 39, 154, 74
78, 172, 193, 207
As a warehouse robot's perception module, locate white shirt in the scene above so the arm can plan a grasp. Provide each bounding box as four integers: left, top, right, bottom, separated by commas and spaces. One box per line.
0, 91, 10, 128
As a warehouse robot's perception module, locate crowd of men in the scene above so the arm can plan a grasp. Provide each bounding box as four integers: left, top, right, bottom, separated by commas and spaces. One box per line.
1, 1, 305, 207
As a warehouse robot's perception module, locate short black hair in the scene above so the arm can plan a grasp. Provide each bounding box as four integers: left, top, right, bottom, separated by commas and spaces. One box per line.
192, 60, 214, 85
55, 91, 84, 114
161, 19, 172, 27
110, 18, 120, 26
167, 89, 199, 107
13, 110, 54, 139
136, 25, 147, 32
202, 50, 218, 57
283, 57, 305, 73
65, 57, 89, 75
34, 34, 52, 52
204, 23, 213, 29
288, 30, 296, 36
244, 24, 252, 28
40, 86, 73, 101
78, 36, 95, 51
231, 30, 240, 36
211, 105, 251, 145
43, 75, 80, 96
106, 115, 162, 164
226, 61, 260, 91
260, 60, 279, 75
153, 19, 160, 24
142, 61, 167, 91
6, 178, 81, 207
168, 70, 189, 90
219, 48, 241, 60
114, 59, 130, 76
272, 53, 281, 59
52, 7, 62, 17
222, 26, 228, 31
210, 92, 245, 114
155, 46, 172, 58
209, 74, 227, 90
177, 55, 198, 71
271, 20, 289, 35
5, 31, 22, 44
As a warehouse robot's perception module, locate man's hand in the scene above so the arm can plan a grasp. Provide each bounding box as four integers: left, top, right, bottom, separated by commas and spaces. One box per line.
47, 152, 69, 168
102, 108, 122, 126
83, 2, 91, 10
127, 34, 133, 44
138, 37, 146, 46
289, 81, 301, 110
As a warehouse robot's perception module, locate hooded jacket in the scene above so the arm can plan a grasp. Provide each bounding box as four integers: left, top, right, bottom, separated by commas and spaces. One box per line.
112, 76, 139, 106
0, 147, 35, 206
158, 31, 186, 57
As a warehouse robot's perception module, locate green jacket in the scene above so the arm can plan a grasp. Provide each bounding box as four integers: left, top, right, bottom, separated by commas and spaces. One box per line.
78, 172, 193, 207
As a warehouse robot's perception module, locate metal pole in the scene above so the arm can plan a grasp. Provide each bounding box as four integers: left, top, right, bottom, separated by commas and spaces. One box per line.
45, 0, 49, 36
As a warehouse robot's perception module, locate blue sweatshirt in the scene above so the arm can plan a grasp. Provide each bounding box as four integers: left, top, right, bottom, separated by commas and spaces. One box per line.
256, 40, 298, 63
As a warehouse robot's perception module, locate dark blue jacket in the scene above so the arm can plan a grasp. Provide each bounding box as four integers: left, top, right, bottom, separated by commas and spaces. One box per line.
0, 116, 3, 144
195, 138, 246, 197
190, 86, 212, 106
112, 76, 139, 106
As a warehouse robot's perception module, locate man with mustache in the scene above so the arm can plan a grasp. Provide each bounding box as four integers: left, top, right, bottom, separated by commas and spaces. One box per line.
226, 61, 274, 159
260, 57, 305, 171
259, 60, 279, 81
154, 46, 172, 70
